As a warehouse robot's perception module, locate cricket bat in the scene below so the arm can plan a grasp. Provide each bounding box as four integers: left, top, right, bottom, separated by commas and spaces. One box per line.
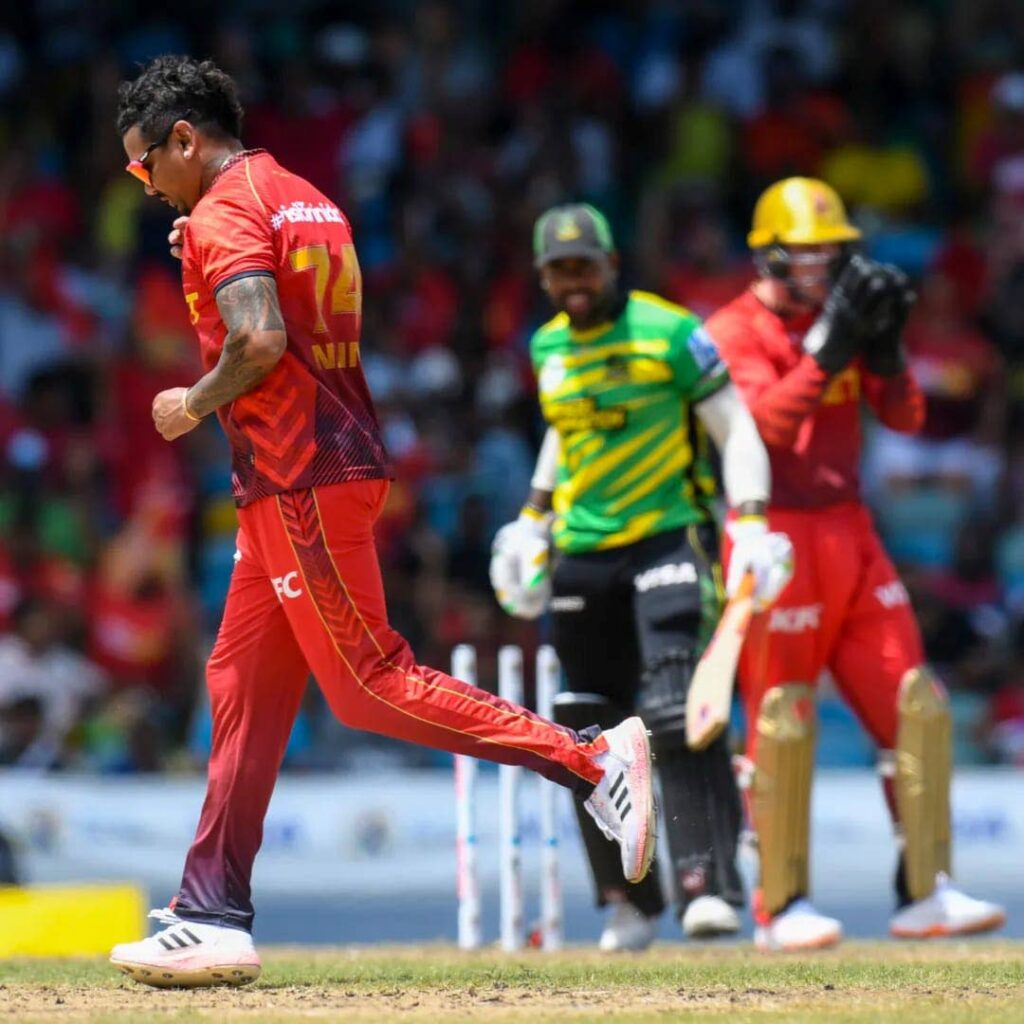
686, 572, 756, 751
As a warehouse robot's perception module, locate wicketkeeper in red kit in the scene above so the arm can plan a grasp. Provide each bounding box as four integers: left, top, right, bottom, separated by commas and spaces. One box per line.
707, 177, 1006, 952
107, 55, 659, 988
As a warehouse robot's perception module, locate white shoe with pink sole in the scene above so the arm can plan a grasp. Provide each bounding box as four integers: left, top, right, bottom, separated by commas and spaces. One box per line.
584, 716, 657, 884
111, 908, 261, 988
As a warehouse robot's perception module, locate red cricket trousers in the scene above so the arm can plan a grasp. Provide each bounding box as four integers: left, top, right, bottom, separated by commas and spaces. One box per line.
730, 502, 925, 759
173, 479, 604, 930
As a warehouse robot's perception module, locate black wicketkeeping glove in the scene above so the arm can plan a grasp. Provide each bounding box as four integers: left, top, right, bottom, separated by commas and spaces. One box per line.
802, 254, 891, 376
862, 265, 916, 377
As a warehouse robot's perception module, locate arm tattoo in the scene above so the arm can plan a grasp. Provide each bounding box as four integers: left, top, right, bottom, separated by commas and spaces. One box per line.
186, 275, 287, 418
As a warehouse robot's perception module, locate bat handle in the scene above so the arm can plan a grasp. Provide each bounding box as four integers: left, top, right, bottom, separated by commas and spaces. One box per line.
734, 570, 756, 602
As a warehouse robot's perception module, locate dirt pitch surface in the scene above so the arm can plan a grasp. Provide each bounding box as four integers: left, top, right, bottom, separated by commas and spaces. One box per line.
2, 941, 1022, 1023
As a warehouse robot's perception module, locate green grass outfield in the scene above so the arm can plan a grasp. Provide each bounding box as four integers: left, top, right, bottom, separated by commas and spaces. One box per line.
2, 941, 1022, 1023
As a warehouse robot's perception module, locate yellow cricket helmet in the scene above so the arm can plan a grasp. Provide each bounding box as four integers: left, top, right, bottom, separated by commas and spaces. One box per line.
747, 177, 862, 249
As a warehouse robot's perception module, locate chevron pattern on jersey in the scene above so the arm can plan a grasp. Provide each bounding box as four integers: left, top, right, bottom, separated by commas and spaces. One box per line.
278, 489, 364, 647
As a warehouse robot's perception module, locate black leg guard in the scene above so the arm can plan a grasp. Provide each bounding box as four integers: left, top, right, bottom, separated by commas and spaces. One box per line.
638, 648, 745, 917
552, 692, 666, 918
651, 731, 745, 915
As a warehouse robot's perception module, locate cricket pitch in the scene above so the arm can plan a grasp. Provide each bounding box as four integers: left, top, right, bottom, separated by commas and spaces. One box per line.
2, 940, 1022, 1022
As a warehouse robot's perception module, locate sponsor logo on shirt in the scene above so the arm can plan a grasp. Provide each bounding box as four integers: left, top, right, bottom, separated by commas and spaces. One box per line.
768, 603, 823, 633
544, 396, 626, 432
550, 595, 586, 612
605, 354, 629, 381
270, 201, 347, 231
271, 571, 303, 601
687, 326, 724, 375
633, 562, 698, 593
875, 580, 910, 609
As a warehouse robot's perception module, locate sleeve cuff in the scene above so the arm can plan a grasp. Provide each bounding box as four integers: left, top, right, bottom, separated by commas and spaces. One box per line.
210, 267, 276, 296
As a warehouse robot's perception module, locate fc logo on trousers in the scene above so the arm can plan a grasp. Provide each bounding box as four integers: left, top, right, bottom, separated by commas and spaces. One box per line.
272, 572, 303, 602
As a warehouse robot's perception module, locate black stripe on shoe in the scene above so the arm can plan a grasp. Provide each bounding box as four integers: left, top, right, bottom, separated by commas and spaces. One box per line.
620, 801, 632, 818
614, 786, 629, 810
181, 928, 202, 945
170, 932, 189, 949
158, 937, 174, 951
608, 772, 625, 799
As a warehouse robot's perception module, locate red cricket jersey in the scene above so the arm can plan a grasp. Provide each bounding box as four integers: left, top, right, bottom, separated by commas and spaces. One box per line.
180, 150, 391, 506
707, 289, 925, 509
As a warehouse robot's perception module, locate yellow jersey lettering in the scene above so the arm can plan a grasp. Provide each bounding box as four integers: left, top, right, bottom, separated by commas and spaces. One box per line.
822, 367, 860, 406
185, 292, 200, 326
313, 342, 361, 372
544, 396, 627, 432
313, 343, 336, 370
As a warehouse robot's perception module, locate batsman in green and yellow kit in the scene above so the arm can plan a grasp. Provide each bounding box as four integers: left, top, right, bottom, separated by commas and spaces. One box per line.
490, 204, 793, 949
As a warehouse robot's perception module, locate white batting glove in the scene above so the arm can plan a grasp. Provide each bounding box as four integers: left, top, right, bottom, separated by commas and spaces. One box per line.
726, 516, 795, 612
489, 508, 553, 620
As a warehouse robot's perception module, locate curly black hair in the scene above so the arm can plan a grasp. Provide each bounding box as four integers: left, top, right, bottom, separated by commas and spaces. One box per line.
117, 55, 244, 142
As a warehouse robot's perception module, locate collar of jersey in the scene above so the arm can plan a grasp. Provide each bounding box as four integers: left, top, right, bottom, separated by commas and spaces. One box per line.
210, 148, 268, 190
569, 320, 616, 341
566, 292, 627, 341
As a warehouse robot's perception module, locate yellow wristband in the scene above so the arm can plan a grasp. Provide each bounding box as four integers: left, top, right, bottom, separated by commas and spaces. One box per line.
182, 390, 202, 422
520, 504, 548, 522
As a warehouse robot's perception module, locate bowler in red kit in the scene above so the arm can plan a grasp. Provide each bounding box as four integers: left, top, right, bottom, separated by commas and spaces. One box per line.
110, 56, 656, 987
708, 178, 1005, 952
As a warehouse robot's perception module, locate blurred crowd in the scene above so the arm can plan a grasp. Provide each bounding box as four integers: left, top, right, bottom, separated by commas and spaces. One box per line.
1, 0, 1023, 773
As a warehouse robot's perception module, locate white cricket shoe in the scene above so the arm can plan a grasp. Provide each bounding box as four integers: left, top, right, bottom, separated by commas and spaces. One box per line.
599, 901, 657, 952
682, 895, 741, 938
754, 899, 842, 952
110, 908, 261, 988
583, 716, 656, 884
890, 874, 1006, 939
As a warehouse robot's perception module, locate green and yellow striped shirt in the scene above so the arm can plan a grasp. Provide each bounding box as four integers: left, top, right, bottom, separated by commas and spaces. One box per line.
531, 290, 727, 554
